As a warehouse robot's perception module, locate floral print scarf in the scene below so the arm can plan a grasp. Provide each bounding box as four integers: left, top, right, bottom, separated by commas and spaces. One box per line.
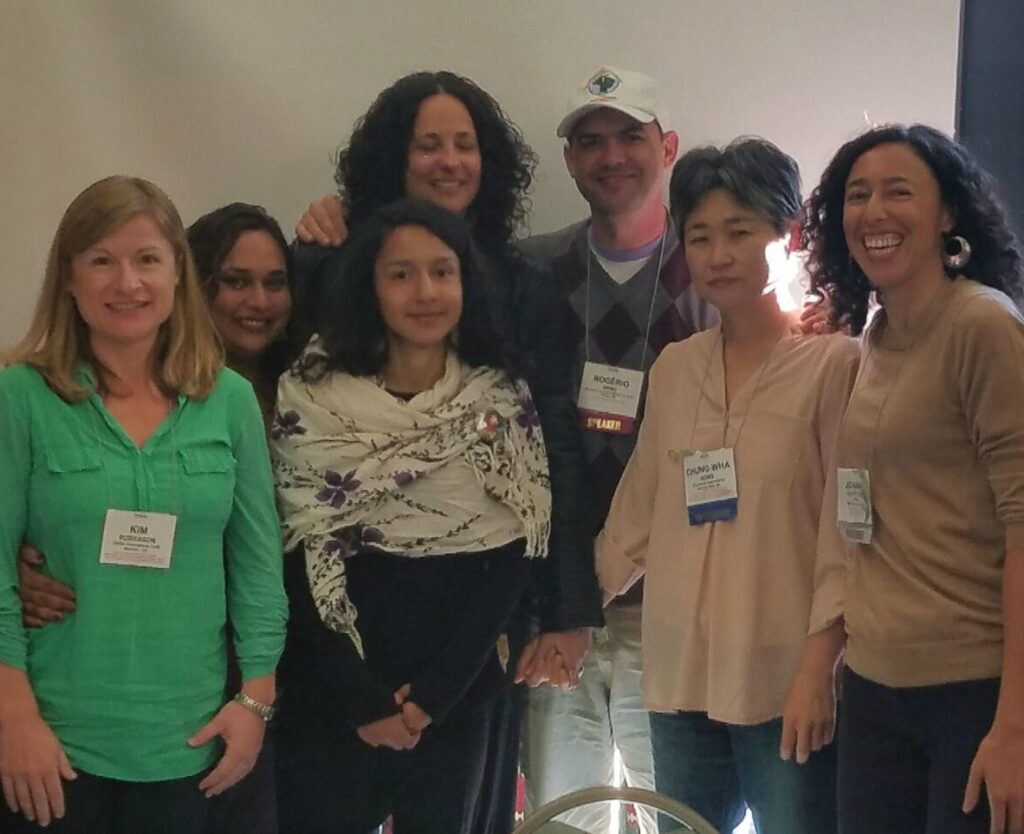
271, 350, 551, 656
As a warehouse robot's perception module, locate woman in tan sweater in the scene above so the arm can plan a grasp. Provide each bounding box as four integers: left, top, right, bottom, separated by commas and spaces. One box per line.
806, 124, 1024, 834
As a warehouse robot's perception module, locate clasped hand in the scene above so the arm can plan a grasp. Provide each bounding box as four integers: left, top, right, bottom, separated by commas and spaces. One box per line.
515, 628, 593, 689
356, 685, 432, 751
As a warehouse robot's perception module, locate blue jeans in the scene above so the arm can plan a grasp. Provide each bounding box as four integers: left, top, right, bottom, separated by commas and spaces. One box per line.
523, 602, 656, 833
649, 711, 837, 834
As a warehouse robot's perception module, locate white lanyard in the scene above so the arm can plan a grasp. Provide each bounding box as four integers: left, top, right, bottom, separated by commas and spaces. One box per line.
583, 217, 669, 370
681, 330, 786, 525
89, 394, 182, 568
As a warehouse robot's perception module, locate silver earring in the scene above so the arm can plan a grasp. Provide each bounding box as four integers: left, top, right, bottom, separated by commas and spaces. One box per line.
942, 234, 972, 270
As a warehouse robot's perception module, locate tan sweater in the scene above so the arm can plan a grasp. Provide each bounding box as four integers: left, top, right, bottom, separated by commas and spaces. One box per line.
838, 278, 1024, 687
597, 328, 859, 724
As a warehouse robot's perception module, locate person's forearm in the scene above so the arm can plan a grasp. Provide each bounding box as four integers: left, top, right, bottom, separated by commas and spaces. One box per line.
0, 663, 40, 725
995, 548, 1024, 728
796, 619, 845, 676
240, 673, 276, 705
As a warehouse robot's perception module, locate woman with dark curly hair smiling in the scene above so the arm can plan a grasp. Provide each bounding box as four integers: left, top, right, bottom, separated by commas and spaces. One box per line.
804, 123, 1024, 834
288, 72, 596, 834
333, 71, 534, 257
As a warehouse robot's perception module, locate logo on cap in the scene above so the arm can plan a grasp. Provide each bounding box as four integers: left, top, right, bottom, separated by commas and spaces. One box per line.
587, 71, 620, 96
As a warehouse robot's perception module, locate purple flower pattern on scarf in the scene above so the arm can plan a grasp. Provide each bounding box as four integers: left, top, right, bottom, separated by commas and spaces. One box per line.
271, 410, 307, 440
316, 469, 361, 508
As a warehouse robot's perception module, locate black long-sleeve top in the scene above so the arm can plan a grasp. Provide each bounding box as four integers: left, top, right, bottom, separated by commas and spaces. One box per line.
280, 541, 531, 728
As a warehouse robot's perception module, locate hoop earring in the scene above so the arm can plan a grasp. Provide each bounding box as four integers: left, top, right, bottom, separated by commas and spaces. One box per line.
942, 234, 972, 270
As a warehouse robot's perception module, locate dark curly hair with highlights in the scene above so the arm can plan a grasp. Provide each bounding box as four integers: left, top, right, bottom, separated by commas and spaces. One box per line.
804, 123, 1024, 335
334, 71, 537, 256
299, 199, 512, 382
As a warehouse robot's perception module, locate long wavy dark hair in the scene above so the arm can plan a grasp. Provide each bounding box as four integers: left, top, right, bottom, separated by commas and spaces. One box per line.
187, 202, 302, 381
804, 123, 1024, 334
299, 199, 511, 382
335, 71, 537, 256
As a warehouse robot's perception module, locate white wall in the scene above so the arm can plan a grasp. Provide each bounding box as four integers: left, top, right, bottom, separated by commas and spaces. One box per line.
0, 0, 961, 341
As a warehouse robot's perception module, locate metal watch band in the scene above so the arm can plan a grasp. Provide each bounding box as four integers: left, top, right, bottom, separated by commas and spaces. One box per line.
233, 692, 275, 722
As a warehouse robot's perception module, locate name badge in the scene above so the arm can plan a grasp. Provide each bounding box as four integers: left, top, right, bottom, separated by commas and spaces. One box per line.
100, 509, 178, 569
577, 362, 644, 434
837, 468, 873, 544
684, 448, 738, 525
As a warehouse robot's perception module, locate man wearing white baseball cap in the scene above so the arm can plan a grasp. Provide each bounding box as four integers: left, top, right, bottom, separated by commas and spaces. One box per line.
555, 66, 665, 139
518, 66, 716, 833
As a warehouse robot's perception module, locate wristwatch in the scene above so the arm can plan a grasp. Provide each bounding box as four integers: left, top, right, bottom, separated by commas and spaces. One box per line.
233, 692, 276, 722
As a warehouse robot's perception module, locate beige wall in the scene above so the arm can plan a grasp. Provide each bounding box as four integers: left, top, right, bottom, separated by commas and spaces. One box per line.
0, 0, 961, 341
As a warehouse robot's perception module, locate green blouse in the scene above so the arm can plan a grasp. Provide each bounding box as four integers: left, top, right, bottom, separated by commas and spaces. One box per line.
0, 364, 286, 781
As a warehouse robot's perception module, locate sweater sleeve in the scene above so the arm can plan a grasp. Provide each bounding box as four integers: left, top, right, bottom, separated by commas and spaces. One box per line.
406, 548, 530, 724
281, 548, 399, 728
224, 380, 287, 680
952, 294, 1024, 551
808, 338, 860, 634
0, 369, 31, 671
517, 260, 604, 631
290, 241, 342, 339
595, 350, 664, 599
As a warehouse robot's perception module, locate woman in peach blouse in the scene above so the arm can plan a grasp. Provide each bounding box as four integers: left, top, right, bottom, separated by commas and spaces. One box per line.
597, 137, 856, 834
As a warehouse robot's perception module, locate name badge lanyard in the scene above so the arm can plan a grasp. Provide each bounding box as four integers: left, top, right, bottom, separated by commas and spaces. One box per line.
686, 330, 786, 454
583, 217, 669, 371
578, 221, 669, 434
835, 333, 907, 544
90, 401, 183, 568
682, 331, 785, 524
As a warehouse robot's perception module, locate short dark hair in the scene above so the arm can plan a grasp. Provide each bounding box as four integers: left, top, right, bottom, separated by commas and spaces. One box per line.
804, 123, 1024, 334
186, 202, 300, 381
670, 137, 802, 238
301, 198, 511, 381
334, 71, 537, 255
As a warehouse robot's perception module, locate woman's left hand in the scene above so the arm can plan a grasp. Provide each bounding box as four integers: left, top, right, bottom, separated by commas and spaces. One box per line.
188, 702, 265, 798
963, 722, 1024, 833
779, 665, 836, 764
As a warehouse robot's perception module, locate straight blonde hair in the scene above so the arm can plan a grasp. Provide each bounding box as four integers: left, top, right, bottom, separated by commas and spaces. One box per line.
3, 176, 223, 401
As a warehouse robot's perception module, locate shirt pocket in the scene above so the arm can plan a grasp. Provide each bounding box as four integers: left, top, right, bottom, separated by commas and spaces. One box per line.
179, 442, 236, 528
37, 446, 106, 525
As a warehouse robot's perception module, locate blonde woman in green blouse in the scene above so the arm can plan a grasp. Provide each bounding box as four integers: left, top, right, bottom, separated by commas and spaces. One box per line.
0, 176, 287, 833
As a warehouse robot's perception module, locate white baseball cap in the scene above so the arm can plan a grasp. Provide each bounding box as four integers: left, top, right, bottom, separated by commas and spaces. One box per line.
556, 67, 666, 139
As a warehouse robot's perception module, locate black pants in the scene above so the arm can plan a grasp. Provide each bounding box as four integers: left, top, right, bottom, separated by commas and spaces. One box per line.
0, 770, 209, 834
838, 668, 997, 834
275, 699, 489, 834
468, 685, 524, 834
203, 738, 277, 834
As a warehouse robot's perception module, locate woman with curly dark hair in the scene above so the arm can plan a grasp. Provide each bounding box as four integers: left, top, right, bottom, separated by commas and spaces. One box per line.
804, 124, 1024, 834
289, 72, 597, 834
334, 71, 534, 257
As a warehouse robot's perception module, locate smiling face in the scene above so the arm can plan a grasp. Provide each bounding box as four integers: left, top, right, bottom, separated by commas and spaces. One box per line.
207, 229, 291, 361
374, 224, 463, 352
563, 108, 677, 219
682, 188, 782, 313
842, 141, 953, 292
69, 213, 179, 355
404, 93, 483, 215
